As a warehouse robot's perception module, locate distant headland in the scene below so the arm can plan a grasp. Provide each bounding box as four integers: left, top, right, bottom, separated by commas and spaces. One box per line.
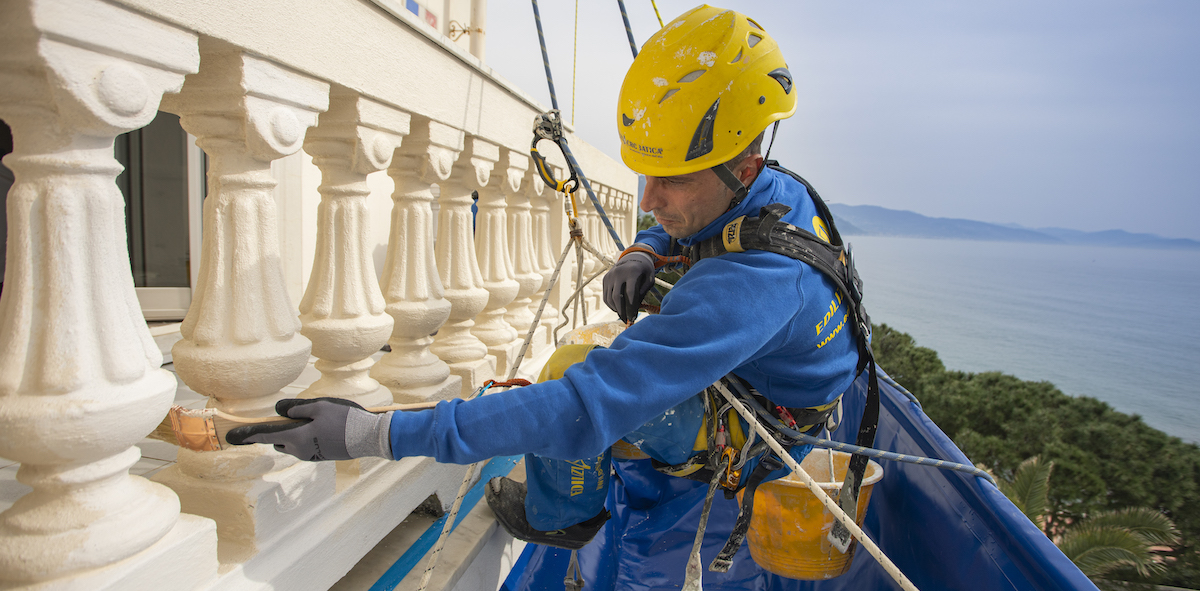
828, 203, 1200, 250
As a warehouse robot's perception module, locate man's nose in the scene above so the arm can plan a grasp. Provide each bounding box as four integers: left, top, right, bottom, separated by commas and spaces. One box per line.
640, 178, 662, 212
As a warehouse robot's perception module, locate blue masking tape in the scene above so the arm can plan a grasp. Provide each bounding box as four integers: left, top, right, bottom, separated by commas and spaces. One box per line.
369, 455, 523, 591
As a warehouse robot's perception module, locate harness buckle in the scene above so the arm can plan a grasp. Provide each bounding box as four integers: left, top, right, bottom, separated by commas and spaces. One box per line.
775, 405, 799, 430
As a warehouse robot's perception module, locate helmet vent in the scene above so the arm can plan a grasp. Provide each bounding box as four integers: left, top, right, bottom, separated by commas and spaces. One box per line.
685, 98, 720, 161
747, 18, 764, 31
678, 70, 706, 84
730, 49, 743, 63
659, 88, 679, 104
768, 68, 793, 94
748, 33, 763, 48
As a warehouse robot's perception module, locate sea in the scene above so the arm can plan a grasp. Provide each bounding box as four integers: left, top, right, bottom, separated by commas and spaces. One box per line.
845, 236, 1200, 445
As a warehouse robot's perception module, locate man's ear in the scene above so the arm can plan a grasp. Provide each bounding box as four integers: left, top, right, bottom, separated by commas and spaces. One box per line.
739, 154, 765, 185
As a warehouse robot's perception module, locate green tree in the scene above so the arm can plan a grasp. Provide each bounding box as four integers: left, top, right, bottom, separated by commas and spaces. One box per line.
870, 324, 1200, 587
637, 213, 656, 233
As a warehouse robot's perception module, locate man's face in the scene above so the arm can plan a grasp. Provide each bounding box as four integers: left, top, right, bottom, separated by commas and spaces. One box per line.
640, 169, 733, 239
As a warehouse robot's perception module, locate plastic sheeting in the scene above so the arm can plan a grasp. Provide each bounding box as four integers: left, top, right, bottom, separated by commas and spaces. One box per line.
502, 369, 1098, 591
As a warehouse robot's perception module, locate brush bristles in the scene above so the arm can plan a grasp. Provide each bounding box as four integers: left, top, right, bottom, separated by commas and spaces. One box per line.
168, 405, 223, 452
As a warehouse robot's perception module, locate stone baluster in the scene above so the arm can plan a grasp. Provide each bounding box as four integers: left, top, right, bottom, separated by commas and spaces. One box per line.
430, 136, 497, 396
505, 164, 545, 349
154, 38, 331, 565
529, 173, 561, 344
298, 87, 403, 408
372, 120, 462, 403
470, 150, 523, 376
0, 0, 218, 586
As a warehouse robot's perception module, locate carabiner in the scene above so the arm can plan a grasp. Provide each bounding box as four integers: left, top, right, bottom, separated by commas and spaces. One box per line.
720, 446, 741, 490
530, 110, 579, 194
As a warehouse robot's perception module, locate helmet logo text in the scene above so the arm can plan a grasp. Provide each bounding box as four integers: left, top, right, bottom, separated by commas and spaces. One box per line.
621, 134, 664, 157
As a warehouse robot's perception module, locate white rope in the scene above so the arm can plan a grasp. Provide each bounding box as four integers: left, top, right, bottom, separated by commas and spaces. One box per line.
507, 239, 576, 381
712, 382, 920, 591
416, 462, 479, 591
554, 261, 611, 343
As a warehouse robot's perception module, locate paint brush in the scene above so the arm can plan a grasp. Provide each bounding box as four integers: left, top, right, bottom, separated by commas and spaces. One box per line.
147, 401, 438, 453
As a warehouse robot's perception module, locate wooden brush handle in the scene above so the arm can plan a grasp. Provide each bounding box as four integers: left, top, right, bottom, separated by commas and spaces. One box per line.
212, 400, 439, 427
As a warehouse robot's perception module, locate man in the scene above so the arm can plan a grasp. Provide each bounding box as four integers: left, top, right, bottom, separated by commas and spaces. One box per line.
234, 5, 863, 587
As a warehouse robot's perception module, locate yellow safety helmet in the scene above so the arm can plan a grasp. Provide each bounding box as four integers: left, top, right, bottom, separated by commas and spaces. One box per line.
617, 4, 796, 180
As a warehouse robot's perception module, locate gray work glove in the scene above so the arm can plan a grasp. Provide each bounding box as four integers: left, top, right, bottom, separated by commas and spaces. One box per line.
226, 398, 394, 462
603, 248, 655, 323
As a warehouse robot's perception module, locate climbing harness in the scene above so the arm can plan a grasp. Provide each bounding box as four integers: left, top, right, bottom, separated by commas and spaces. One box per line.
683, 162, 882, 554
622, 160, 882, 562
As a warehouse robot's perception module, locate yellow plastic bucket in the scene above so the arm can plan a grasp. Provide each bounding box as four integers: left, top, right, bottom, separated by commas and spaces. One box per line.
739, 448, 884, 580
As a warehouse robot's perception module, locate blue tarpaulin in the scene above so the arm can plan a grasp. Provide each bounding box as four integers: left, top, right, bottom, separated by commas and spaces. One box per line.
502, 369, 1098, 590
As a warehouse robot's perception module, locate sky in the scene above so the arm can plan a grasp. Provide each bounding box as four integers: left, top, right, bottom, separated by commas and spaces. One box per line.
484, 1, 1200, 240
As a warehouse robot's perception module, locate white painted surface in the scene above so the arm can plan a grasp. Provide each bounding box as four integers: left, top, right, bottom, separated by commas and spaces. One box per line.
0, 0, 636, 587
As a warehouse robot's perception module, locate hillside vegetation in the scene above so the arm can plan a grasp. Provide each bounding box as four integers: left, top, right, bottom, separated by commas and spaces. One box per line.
871, 324, 1200, 587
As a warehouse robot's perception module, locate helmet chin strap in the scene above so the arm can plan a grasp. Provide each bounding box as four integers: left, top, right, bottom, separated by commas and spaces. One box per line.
715, 122, 781, 211
712, 162, 749, 210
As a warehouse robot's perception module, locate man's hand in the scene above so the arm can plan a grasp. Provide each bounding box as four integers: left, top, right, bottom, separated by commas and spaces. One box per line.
603, 250, 655, 323
226, 398, 393, 461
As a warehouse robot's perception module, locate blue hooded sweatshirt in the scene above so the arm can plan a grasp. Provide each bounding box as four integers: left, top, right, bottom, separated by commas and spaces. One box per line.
388, 166, 860, 463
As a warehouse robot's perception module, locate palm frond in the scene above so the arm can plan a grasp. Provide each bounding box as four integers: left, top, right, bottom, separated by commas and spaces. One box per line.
998, 456, 1053, 529
1086, 507, 1179, 547
1058, 525, 1167, 578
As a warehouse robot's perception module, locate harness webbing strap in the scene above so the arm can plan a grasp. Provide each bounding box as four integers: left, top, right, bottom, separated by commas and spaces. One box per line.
710, 453, 784, 572
829, 358, 880, 552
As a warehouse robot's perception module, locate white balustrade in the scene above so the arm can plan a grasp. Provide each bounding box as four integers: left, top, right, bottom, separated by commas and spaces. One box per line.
372, 120, 464, 403
155, 37, 332, 565
0, 0, 218, 587
0, 0, 638, 586
430, 136, 498, 395
298, 86, 403, 408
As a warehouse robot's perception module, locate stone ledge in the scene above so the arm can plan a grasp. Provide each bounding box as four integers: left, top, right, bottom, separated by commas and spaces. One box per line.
200, 457, 471, 591
337, 462, 527, 591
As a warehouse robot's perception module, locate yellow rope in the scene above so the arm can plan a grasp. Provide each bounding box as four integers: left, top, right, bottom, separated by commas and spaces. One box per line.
571, 0, 579, 126
651, 0, 664, 28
